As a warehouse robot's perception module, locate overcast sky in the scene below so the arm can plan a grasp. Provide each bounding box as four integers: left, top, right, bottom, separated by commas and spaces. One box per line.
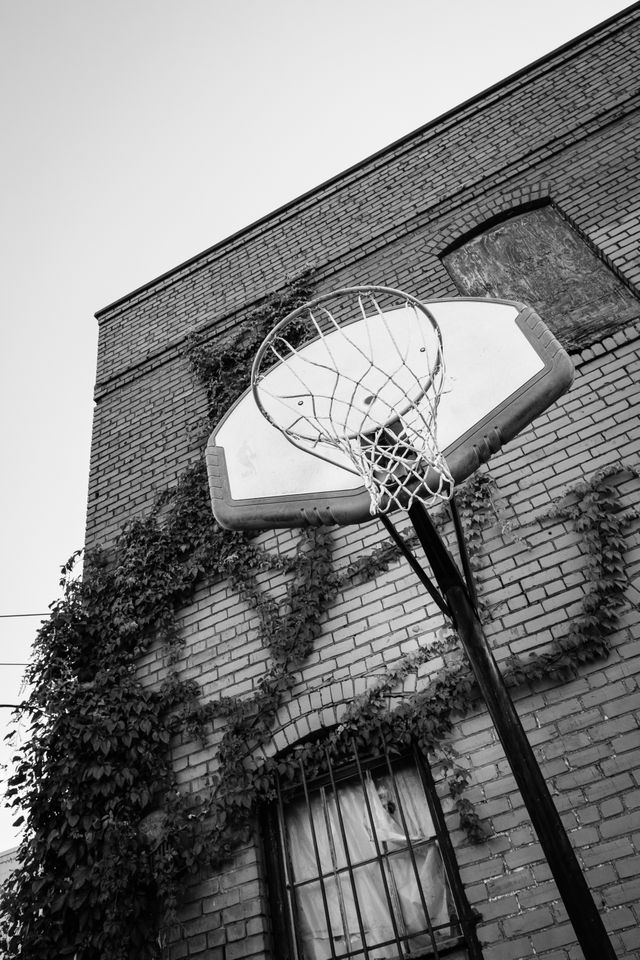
0, 0, 633, 851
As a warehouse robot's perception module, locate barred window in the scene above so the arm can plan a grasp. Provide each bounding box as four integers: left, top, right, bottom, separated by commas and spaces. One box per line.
264, 742, 482, 960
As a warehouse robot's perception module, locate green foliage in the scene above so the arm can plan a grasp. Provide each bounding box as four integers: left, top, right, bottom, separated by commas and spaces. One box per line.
1, 518, 202, 958
453, 472, 496, 575
185, 269, 316, 426
503, 462, 639, 687
446, 765, 490, 844
343, 536, 412, 585
454, 471, 511, 620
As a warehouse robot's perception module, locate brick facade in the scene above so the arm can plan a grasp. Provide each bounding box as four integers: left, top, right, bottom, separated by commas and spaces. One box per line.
89, 6, 640, 959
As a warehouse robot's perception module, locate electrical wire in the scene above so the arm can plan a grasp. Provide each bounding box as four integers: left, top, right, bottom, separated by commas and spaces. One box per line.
0, 613, 49, 619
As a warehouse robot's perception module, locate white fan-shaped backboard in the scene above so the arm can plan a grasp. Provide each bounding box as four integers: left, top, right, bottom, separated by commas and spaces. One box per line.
206, 297, 573, 529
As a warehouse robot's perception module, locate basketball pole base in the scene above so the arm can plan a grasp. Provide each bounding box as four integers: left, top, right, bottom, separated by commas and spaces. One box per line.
407, 502, 617, 960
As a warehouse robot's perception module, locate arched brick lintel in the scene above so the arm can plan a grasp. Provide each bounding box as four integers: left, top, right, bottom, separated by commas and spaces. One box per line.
265, 669, 423, 760
433, 181, 553, 256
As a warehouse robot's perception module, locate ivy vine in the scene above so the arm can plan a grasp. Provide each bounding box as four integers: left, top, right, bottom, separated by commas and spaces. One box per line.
1, 257, 636, 960
503, 462, 639, 687
185, 269, 316, 428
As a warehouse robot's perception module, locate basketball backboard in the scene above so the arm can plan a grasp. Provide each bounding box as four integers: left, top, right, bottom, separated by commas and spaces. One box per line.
206, 296, 573, 529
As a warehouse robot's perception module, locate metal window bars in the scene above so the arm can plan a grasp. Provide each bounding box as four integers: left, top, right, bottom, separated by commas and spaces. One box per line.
272, 741, 483, 960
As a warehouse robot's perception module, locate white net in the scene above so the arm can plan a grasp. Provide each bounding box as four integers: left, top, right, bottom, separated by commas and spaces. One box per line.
251, 287, 454, 515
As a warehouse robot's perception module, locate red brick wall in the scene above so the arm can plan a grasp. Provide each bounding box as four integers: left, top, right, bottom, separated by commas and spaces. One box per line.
88, 7, 640, 959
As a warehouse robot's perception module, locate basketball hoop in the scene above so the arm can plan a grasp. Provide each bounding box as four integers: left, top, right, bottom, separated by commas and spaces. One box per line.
251, 286, 454, 515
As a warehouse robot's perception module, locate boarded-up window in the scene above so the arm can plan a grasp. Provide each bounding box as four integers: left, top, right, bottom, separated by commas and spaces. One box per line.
442, 206, 639, 350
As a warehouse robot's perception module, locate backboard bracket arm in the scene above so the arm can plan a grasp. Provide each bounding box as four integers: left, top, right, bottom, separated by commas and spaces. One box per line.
449, 496, 479, 609
407, 503, 466, 617
379, 515, 450, 618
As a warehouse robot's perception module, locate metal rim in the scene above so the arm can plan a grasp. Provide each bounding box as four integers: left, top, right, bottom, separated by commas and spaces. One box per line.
251, 285, 444, 436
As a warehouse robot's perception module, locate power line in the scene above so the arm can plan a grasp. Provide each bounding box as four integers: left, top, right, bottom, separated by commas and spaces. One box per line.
0, 613, 49, 619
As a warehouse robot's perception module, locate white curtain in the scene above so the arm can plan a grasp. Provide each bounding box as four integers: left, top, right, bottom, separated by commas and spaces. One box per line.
285, 767, 450, 959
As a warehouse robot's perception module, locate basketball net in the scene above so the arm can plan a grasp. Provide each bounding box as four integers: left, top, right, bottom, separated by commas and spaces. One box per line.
251, 286, 454, 515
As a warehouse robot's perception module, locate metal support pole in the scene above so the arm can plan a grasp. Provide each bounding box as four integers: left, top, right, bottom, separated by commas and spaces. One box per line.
380, 515, 450, 617
407, 503, 617, 960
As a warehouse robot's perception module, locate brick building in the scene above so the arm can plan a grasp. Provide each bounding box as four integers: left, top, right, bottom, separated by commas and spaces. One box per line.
89, 5, 640, 959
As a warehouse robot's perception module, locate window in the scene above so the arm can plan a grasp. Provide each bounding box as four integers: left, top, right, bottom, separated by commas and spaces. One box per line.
442, 205, 639, 350
264, 742, 482, 960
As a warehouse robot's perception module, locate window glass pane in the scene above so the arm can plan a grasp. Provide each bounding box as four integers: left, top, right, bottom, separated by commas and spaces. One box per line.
282, 762, 458, 959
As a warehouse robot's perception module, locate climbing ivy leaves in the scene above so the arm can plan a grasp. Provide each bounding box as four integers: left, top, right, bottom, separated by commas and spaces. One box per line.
185, 269, 316, 427
504, 462, 639, 686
